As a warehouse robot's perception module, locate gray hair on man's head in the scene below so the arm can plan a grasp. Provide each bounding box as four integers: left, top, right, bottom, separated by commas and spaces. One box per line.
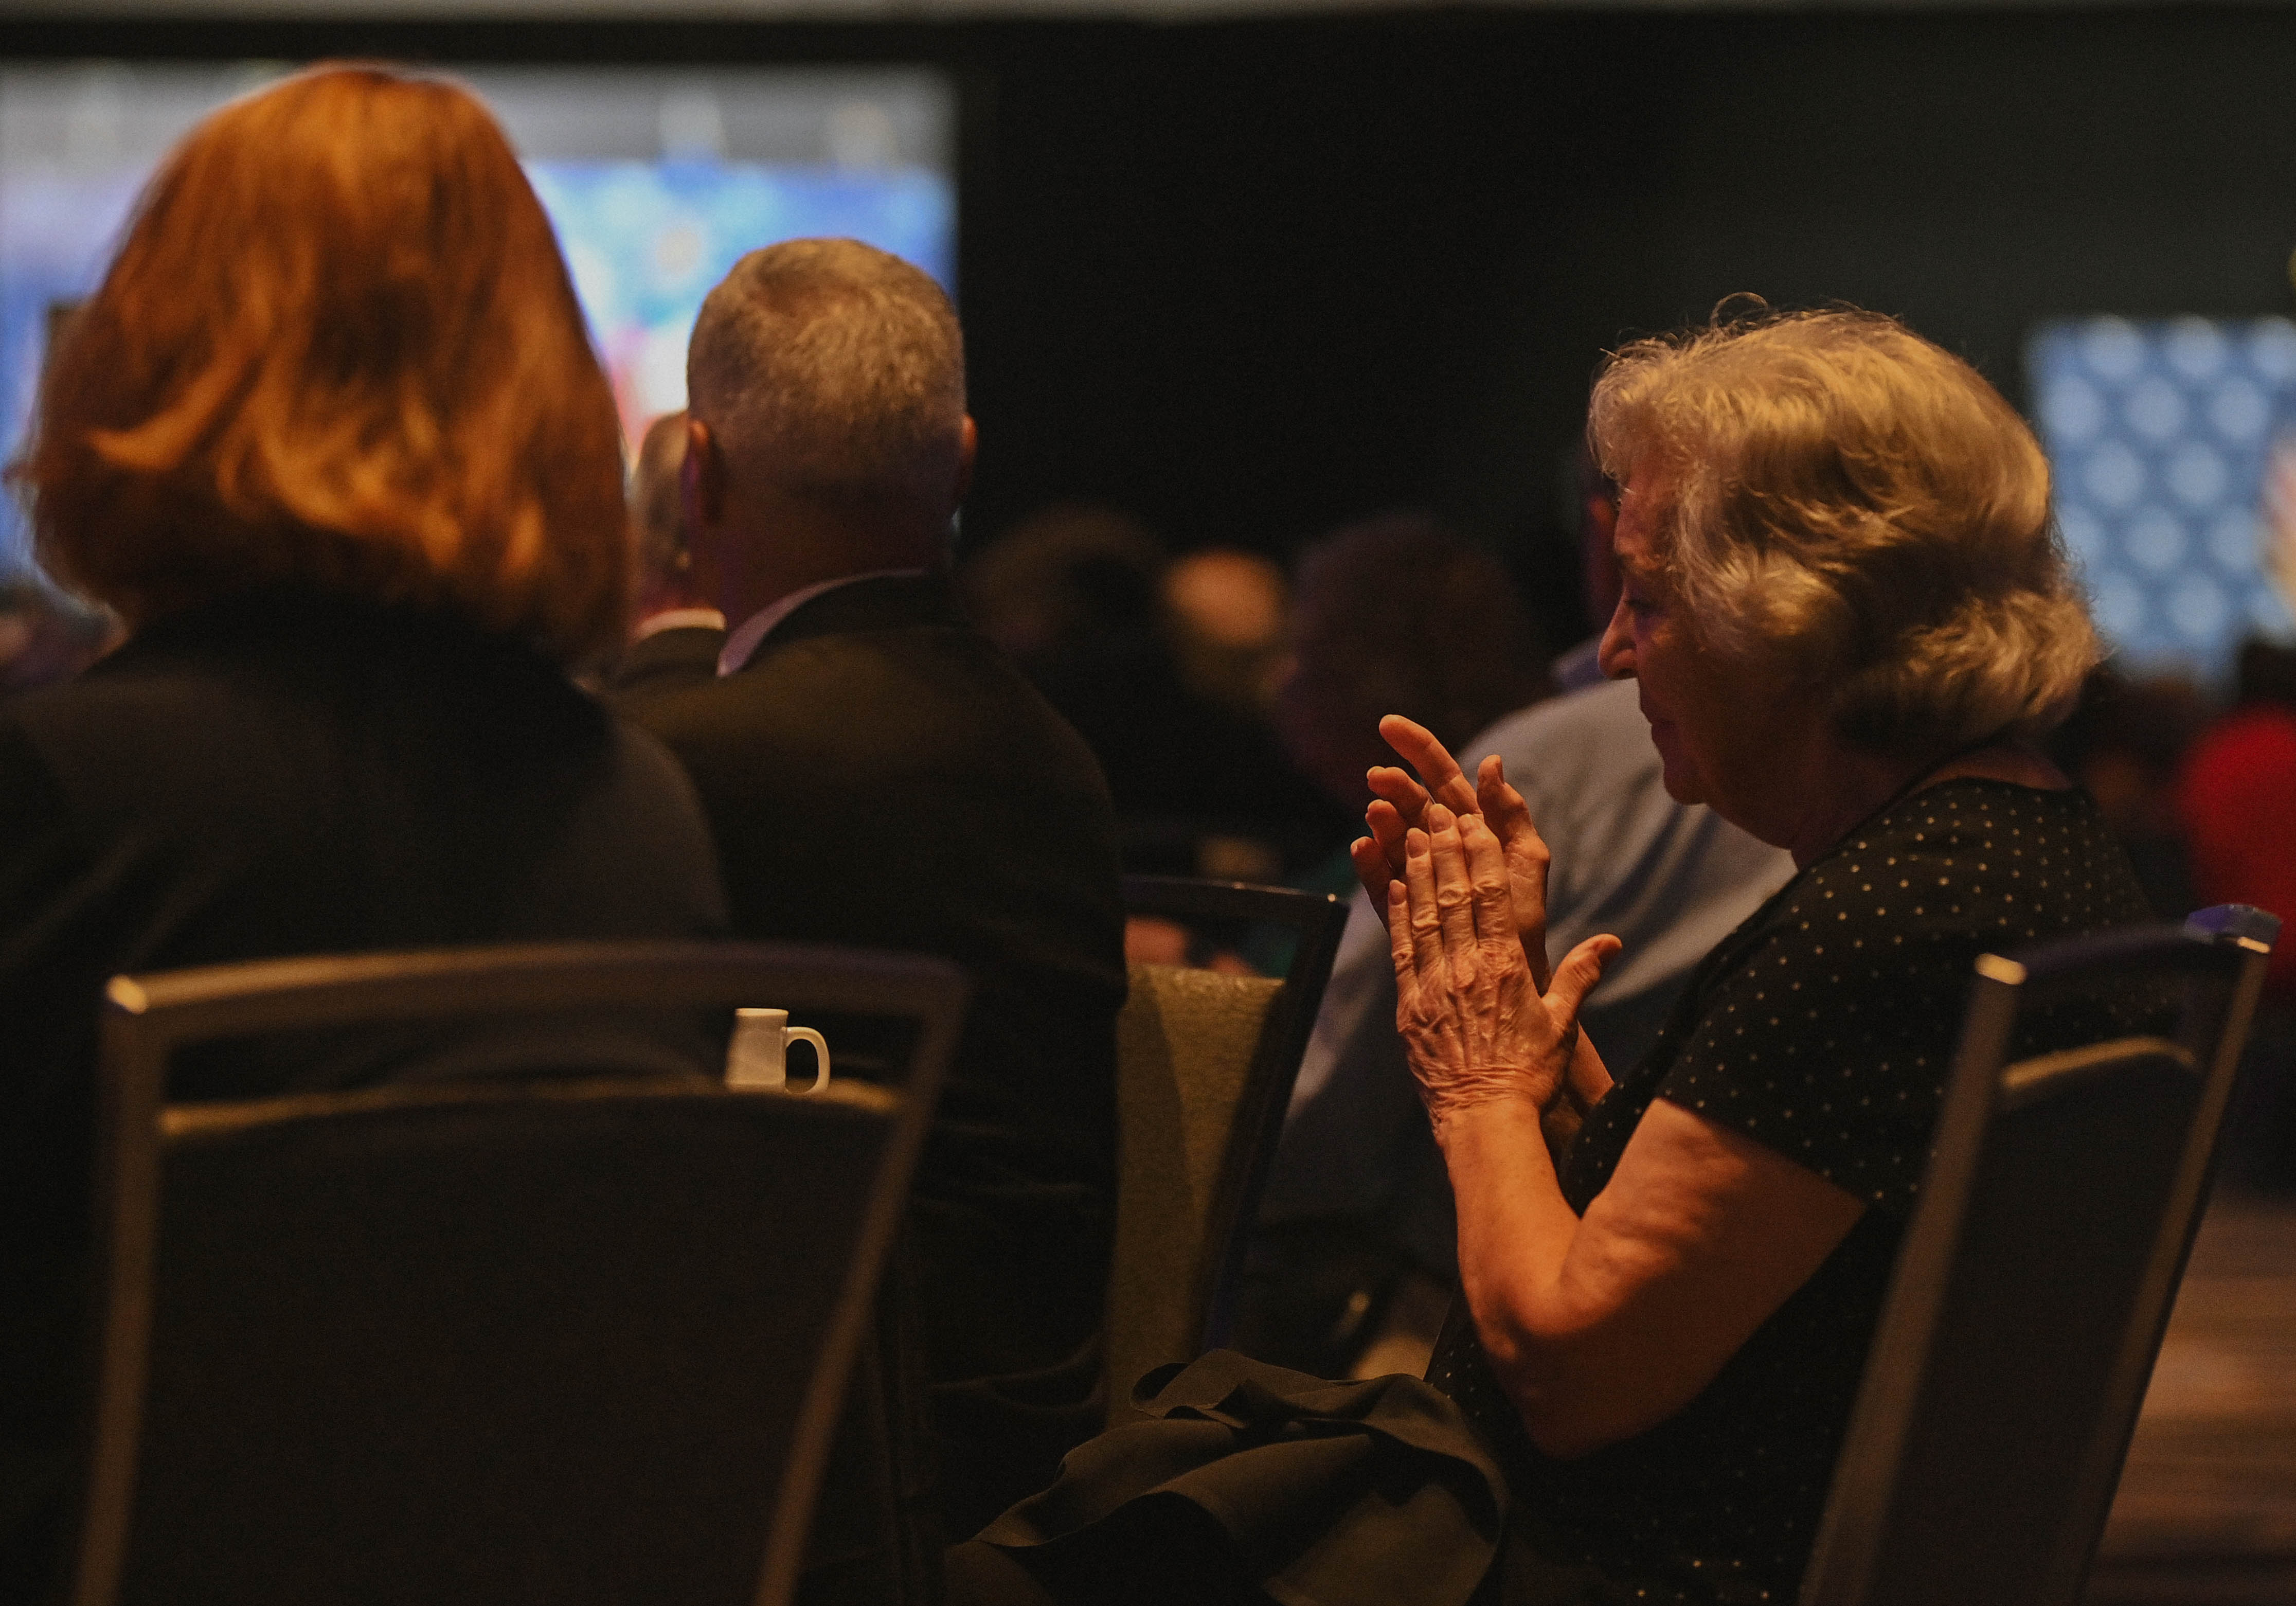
686, 238, 965, 510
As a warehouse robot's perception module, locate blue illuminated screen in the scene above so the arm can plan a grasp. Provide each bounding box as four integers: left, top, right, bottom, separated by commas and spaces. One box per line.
2029, 315, 2296, 684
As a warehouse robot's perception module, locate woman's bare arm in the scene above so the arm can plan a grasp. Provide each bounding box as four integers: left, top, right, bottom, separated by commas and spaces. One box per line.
1443, 1094, 1862, 1458
1391, 805, 1861, 1459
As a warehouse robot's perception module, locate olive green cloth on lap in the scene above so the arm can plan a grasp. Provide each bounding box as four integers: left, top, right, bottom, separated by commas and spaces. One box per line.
974, 1350, 1508, 1606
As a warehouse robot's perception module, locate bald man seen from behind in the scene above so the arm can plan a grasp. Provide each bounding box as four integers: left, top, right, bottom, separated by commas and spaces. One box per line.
606, 240, 1127, 1556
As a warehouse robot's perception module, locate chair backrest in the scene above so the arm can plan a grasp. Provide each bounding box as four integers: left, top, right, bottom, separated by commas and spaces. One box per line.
72, 941, 967, 1606
1104, 877, 1347, 1420
1799, 904, 2279, 1606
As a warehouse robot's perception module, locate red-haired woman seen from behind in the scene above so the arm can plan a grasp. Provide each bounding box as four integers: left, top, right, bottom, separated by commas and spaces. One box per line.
1, 67, 726, 1594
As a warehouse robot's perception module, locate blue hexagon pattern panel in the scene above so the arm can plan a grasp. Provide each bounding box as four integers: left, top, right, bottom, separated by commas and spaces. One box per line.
2029, 315, 2296, 683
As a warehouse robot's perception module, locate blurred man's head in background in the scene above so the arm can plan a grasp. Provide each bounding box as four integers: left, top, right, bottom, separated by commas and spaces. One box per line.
1274, 512, 1547, 809
626, 409, 719, 633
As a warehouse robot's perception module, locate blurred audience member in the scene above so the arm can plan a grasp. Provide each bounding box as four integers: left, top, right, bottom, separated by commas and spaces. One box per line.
1122, 913, 1255, 973
2049, 664, 2208, 919
1273, 512, 1547, 819
1551, 442, 1625, 689
1247, 477, 1791, 1376
0, 578, 113, 697
962, 505, 1347, 877
2180, 639, 2296, 989
1164, 547, 1287, 720
0, 68, 727, 1597
1217, 511, 1548, 978
601, 409, 726, 697
2180, 638, 2296, 1190
962, 501, 1166, 669
607, 239, 1126, 1538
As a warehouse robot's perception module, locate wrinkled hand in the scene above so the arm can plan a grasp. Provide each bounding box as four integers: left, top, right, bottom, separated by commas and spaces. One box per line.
1389, 804, 1618, 1136
1350, 714, 1556, 987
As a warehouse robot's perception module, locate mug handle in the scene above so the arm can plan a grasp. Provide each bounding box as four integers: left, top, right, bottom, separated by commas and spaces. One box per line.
785, 1028, 831, 1094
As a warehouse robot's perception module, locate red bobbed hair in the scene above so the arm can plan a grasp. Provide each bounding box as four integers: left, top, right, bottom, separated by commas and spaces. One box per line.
17, 65, 627, 661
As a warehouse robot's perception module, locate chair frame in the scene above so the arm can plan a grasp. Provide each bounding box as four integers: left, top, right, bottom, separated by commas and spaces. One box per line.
1800, 905, 2278, 1606
1120, 875, 1348, 1352
75, 940, 967, 1606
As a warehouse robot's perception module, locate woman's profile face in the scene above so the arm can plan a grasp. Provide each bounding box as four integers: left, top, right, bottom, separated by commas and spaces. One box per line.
1597, 476, 1808, 832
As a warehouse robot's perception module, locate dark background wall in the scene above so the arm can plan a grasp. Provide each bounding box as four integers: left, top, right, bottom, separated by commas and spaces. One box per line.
13, 6, 2296, 645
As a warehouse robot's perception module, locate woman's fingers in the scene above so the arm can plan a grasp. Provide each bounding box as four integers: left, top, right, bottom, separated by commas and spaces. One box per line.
1478, 759, 1555, 877
1350, 836, 1393, 924
1402, 825, 1447, 986
1477, 758, 1533, 841
1378, 715, 1481, 815
1366, 795, 1410, 876
1459, 814, 1520, 948
1472, 757, 1555, 976
1545, 934, 1623, 1027
1424, 805, 1479, 959
1366, 764, 1433, 843
1385, 878, 1416, 988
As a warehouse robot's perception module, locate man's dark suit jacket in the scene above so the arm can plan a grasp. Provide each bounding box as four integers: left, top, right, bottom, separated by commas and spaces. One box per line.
0, 585, 729, 1599
609, 573, 1127, 1532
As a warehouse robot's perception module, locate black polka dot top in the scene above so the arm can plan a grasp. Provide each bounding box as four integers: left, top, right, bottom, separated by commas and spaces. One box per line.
1426, 780, 2161, 1605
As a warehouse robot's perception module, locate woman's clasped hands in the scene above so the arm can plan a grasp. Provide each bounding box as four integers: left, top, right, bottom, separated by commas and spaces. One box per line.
1352, 714, 1557, 987
1385, 801, 1620, 1139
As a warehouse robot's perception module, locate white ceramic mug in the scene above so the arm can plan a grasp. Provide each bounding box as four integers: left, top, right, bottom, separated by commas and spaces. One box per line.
726, 1008, 832, 1093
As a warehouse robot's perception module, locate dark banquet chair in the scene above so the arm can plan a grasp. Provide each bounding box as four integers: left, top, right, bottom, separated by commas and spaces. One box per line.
1103, 876, 1349, 1422
68, 941, 966, 1606
1799, 903, 2280, 1606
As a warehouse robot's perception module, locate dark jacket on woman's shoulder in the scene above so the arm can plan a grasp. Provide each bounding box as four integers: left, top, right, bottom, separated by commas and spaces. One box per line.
0, 584, 728, 1596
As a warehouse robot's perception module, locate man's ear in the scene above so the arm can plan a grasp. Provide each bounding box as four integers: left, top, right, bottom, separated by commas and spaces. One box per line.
680, 417, 731, 609
952, 415, 979, 508
681, 416, 726, 533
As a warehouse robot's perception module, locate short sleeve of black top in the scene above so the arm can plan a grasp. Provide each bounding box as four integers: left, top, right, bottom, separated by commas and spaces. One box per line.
1427, 780, 2161, 1606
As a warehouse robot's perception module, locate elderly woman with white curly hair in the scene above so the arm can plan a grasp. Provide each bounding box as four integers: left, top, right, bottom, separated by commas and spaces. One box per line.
954, 308, 2162, 1606
1354, 306, 2156, 1604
